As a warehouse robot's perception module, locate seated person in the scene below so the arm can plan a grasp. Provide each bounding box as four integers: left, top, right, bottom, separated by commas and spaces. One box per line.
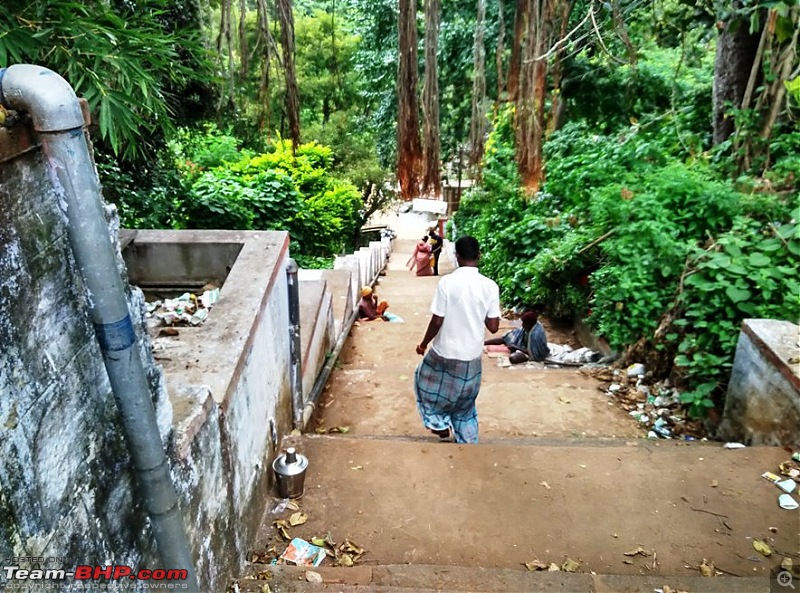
484, 310, 550, 364
358, 286, 389, 321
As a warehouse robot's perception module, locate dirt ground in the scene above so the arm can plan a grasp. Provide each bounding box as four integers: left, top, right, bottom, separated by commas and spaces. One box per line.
256, 235, 798, 588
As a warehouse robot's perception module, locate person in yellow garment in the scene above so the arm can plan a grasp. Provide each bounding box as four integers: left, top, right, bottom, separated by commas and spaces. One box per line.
357, 286, 389, 321
427, 225, 443, 276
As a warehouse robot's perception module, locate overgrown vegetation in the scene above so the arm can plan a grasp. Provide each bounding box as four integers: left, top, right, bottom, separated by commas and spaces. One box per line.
455, 47, 800, 417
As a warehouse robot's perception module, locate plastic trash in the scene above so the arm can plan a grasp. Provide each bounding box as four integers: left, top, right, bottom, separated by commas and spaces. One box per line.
276, 538, 326, 566
626, 363, 646, 377
777, 479, 797, 494
723, 442, 746, 449
778, 494, 799, 510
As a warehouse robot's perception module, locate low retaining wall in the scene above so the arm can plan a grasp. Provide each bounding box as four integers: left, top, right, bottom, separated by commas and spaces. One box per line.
718, 319, 800, 446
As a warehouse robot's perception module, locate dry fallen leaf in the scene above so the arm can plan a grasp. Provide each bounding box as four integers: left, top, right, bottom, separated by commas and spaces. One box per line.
261, 584, 271, 593
311, 537, 326, 547
782, 557, 793, 571
699, 558, 715, 577
559, 396, 571, 404
285, 501, 300, 512
547, 563, 560, 572
289, 512, 308, 526
336, 553, 354, 567
623, 547, 650, 557
752, 540, 772, 557
562, 558, 580, 572
272, 520, 290, 540
524, 559, 548, 571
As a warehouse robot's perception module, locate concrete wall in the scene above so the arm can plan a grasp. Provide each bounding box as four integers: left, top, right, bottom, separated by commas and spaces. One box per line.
718, 319, 800, 446
121, 230, 293, 592
1, 109, 392, 592
0, 125, 165, 587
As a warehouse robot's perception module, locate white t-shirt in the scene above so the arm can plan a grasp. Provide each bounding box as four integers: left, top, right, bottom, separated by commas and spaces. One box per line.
430, 266, 501, 361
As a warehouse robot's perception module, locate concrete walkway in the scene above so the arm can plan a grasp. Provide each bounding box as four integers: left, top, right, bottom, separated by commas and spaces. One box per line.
243, 238, 797, 592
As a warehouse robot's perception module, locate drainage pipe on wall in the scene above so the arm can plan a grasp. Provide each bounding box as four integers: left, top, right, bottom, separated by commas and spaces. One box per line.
286, 259, 304, 428
302, 307, 359, 428
0, 65, 198, 589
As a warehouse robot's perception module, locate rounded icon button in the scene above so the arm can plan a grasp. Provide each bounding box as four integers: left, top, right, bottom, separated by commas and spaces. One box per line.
778, 571, 795, 589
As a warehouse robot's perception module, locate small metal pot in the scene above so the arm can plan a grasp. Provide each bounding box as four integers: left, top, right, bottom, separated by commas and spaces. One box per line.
272, 447, 308, 499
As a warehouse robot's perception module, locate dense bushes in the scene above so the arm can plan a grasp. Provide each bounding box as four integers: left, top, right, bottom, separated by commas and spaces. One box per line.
102, 125, 364, 267
454, 112, 800, 416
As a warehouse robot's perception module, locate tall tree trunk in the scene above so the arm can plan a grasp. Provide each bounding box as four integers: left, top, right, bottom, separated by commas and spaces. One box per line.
397, 0, 423, 201
507, 0, 527, 100
422, 0, 442, 198
496, 0, 506, 103
239, 0, 249, 75
549, 0, 571, 132
217, 0, 237, 114
469, 0, 487, 173
277, 0, 301, 151
515, 0, 551, 193
712, 11, 760, 145
256, 0, 272, 133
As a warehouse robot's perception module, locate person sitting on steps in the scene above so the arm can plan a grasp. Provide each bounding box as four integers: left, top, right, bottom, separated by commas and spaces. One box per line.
484, 310, 549, 364
358, 286, 389, 321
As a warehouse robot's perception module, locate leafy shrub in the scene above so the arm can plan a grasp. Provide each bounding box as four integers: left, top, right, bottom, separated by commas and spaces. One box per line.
673, 213, 800, 415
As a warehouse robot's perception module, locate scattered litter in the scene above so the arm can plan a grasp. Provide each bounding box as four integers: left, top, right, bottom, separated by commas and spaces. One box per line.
289, 512, 308, 526
777, 479, 797, 494
558, 396, 571, 404
561, 558, 580, 572
782, 557, 794, 571
350, 465, 364, 471
276, 538, 326, 567
608, 383, 622, 392
753, 540, 772, 556
793, 452, 800, 462
146, 286, 220, 328
524, 559, 548, 571
723, 442, 746, 449
779, 494, 799, 510
624, 547, 651, 557
305, 571, 323, 583
699, 558, 715, 577
547, 563, 560, 571
762, 472, 781, 484
626, 363, 646, 377
540, 481, 551, 490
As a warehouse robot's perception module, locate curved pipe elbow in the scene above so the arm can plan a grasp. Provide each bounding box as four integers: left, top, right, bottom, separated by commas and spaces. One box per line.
0, 64, 85, 132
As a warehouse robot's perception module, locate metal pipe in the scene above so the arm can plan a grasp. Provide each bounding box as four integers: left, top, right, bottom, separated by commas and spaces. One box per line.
286, 258, 304, 428
302, 306, 359, 428
0, 65, 198, 589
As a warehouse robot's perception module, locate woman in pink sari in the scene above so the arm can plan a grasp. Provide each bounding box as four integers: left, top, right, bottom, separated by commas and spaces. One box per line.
407, 236, 434, 276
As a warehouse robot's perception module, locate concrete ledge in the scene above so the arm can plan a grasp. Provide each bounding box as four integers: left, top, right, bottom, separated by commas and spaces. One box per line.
300, 278, 335, 398
719, 319, 800, 446
241, 565, 770, 593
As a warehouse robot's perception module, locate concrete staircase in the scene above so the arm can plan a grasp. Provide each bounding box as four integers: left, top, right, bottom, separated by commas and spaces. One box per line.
233, 238, 794, 593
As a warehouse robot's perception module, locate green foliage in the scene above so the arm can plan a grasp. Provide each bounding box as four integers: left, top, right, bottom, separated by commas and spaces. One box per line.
170, 129, 361, 259
0, 0, 213, 160
674, 214, 800, 415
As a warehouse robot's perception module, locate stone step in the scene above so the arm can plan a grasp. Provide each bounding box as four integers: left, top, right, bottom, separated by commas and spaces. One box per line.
251, 436, 793, 582
236, 564, 771, 592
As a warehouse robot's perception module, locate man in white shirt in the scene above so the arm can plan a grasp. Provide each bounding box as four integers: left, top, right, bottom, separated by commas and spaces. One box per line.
414, 236, 501, 443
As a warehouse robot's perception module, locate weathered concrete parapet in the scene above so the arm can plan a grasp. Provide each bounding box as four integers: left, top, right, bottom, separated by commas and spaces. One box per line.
718, 319, 800, 446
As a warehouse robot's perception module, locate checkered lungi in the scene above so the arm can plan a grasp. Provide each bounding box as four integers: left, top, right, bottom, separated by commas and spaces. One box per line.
414, 348, 483, 444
